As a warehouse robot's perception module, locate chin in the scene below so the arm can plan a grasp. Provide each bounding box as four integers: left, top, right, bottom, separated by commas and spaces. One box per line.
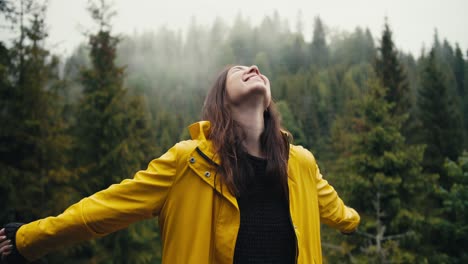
247, 81, 269, 93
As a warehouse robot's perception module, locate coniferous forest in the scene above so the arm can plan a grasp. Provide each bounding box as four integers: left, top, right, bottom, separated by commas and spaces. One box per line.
1, 0, 467, 263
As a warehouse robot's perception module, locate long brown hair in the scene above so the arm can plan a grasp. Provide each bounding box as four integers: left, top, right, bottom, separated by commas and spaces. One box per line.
202, 65, 290, 197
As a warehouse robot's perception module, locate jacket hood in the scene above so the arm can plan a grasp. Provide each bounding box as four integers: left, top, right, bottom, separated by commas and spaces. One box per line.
188, 121, 221, 165
188, 121, 212, 141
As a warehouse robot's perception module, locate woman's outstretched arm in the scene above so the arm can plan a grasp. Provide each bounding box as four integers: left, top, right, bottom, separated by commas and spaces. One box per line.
311, 156, 360, 233
3, 143, 180, 262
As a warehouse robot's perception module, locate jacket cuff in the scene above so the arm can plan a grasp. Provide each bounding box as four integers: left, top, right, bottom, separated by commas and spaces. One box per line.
2, 223, 29, 264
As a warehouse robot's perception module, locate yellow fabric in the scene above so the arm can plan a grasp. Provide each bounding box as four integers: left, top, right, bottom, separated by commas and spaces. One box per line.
16, 120, 360, 263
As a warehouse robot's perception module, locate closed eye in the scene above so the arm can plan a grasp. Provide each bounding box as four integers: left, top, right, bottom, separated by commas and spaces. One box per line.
233, 66, 248, 71
229, 66, 248, 76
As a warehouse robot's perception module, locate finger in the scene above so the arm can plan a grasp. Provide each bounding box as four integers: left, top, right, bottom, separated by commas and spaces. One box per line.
0, 239, 10, 246
0, 240, 11, 251
1, 247, 13, 258
0, 246, 12, 256
3, 246, 12, 254
0, 235, 6, 243
3, 253, 12, 258
0, 228, 5, 236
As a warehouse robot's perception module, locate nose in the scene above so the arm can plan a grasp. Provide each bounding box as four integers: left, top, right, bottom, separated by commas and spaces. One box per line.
247, 65, 260, 75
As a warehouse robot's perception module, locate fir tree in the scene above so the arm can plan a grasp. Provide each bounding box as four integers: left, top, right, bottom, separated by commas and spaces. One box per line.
421, 152, 468, 263
71, 1, 158, 262
310, 16, 329, 67
375, 19, 410, 116
453, 44, 467, 147
276, 100, 306, 146
417, 48, 463, 179
0, 0, 73, 225
438, 152, 468, 262
0, 40, 13, 223
332, 78, 428, 263
453, 44, 465, 101
283, 33, 306, 73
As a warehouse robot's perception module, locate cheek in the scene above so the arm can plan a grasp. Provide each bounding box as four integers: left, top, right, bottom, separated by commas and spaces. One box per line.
226, 75, 244, 94
225, 80, 240, 103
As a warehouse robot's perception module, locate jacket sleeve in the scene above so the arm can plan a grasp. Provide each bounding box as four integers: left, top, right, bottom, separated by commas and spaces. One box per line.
314, 161, 360, 233
15, 143, 179, 261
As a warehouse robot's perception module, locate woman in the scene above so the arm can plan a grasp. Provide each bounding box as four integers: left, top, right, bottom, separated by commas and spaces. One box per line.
0, 65, 360, 263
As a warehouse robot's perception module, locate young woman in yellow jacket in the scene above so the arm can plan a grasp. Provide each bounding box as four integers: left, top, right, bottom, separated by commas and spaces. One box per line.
0, 65, 360, 263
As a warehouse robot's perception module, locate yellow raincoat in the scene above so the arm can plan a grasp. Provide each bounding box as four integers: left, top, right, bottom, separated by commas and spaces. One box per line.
15, 121, 360, 263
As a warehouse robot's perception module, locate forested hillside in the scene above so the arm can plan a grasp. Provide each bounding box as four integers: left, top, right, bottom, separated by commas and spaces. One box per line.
1, 0, 467, 263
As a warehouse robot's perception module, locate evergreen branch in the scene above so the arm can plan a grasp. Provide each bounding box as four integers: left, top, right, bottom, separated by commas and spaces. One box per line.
355, 230, 375, 240
382, 231, 412, 241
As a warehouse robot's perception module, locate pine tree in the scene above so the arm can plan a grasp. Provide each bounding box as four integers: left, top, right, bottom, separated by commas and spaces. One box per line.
417, 48, 463, 179
436, 152, 468, 262
453, 44, 465, 101
375, 19, 410, 116
276, 100, 306, 146
277, 70, 322, 151
0, 40, 14, 223
310, 16, 329, 68
465, 49, 468, 149
283, 33, 306, 73
71, 1, 159, 262
329, 27, 375, 66
453, 44, 467, 147
0, 0, 74, 225
332, 78, 429, 263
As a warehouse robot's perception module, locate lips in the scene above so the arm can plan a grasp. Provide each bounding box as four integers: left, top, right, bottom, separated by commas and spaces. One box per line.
244, 74, 263, 82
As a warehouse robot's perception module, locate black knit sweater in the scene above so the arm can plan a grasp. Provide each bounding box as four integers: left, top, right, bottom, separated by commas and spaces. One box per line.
233, 154, 296, 264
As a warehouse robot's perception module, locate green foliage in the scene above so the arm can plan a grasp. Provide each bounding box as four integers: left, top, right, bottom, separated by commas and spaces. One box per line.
283, 33, 307, 73
375, 20, 410, 116
0, 1, 74, 225
417, 48, 464, 178
453, 45, 467, 149
310, 17, 329, 67
329, 27, 375, 66
422, 153, 468, 263
441, 153, 468, 261
276, 100, 306, 146
65, 1, 159, 263
330, 78, 429, 263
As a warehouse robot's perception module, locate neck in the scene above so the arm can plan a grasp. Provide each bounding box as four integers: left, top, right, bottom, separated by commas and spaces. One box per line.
231, 105, 265, 158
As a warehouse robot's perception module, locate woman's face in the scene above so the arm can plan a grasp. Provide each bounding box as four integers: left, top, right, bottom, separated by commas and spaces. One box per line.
225, 65, 271, 109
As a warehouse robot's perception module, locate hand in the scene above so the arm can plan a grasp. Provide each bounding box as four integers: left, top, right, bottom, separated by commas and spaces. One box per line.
0, 228, 13, 258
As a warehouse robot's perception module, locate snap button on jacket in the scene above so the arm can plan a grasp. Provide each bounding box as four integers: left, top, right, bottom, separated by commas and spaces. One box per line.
15, 121, 360, 264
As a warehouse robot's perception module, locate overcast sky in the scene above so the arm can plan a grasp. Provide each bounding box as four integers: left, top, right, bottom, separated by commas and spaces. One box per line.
1, 0, 467, 57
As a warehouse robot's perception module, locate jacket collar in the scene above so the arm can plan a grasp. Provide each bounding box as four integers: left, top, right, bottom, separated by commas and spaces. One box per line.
188, 120, 211, 141
188, 121, 221, 165
188, 121, 237, 207
188, 120, 291, 164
